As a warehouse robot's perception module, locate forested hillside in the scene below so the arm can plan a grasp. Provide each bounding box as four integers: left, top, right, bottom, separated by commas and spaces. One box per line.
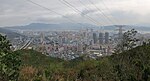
15, 44, 150, 81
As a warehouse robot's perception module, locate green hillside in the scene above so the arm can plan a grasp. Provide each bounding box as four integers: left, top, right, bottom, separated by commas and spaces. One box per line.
14, 50, 64, 68
14, 44, 150, 81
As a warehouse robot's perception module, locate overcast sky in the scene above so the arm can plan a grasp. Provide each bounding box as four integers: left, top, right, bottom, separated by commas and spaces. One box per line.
0, 0, 150, 27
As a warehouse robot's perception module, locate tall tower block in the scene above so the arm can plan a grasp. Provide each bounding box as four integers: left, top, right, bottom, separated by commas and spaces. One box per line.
99, 32, 104, 44
105, 32, 109, 44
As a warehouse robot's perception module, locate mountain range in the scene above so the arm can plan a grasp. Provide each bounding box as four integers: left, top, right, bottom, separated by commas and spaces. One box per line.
0, 28, 25, 39
1, 23, 150, 33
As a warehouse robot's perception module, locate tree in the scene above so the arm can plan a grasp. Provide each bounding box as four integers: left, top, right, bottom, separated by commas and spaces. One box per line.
115, 29, 139, 53
0, 34, 21, 81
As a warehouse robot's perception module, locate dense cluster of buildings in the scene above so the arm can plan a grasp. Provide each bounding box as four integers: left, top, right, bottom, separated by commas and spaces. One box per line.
7, 25, 150, 60
20, 29, 114, 60
11, 28, 124, 60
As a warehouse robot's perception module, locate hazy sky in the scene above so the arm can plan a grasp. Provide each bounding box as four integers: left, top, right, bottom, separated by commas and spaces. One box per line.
0, 0, 150, 27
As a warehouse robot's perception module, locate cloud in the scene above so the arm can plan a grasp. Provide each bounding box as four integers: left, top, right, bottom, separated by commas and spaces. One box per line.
81, 9, 97, 16
0, 0, 150, 27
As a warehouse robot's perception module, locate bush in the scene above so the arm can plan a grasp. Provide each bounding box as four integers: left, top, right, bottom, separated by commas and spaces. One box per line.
0, 34, 21, 81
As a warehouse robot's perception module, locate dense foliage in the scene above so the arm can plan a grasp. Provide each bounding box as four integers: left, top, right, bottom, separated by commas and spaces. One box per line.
115, 29, 139, 53
16, 44, 150, 81
0, 34, 21, 81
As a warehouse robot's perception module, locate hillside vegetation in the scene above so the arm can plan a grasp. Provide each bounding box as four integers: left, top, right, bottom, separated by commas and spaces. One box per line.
15, 44, 150, 81
15, 50, 63, 68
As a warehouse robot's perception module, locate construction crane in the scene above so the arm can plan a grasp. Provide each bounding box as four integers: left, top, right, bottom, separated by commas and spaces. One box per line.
115, 25, 125, 40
